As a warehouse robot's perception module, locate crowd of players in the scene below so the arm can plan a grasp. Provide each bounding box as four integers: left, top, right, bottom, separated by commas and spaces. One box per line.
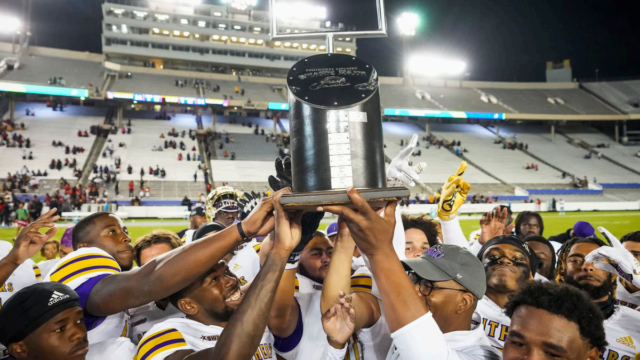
0, 136, 639, 360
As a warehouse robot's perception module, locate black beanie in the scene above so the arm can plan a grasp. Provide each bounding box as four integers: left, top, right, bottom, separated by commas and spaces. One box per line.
477, 235, 539, 277
0, 282, 80, 346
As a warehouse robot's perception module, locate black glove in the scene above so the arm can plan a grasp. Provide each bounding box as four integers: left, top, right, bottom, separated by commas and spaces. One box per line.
238, 191, 260, 221
268, 157, 292, 192
287, 211, 325, 264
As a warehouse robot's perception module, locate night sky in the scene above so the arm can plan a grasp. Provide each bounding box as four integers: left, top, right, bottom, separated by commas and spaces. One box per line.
1, 0, 639, 82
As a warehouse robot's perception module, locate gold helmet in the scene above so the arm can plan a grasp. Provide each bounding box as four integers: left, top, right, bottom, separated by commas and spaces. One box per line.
205, 186, 244, 222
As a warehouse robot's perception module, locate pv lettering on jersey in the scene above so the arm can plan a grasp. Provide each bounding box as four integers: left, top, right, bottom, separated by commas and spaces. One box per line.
0, 283, 13, 292
598, 349, 632, 360
482, 318, 509, 349
253, 343, 273, 360
200, 335, 220, 342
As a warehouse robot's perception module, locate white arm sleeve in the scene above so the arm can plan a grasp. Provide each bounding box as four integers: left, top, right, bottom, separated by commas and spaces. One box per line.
390, 313, 460, 360
320, 340, 347, 360
440, 217, 468, 248
468, 240, 484, 257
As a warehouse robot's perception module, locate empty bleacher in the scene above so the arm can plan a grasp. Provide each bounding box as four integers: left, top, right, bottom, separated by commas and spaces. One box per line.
582, 81, 640, 114
497, 125, 640, 183
417, 86, 506, 113
0, 55, 103, 90
379, 85, 438, 110
213, 133, 280, 161
382, 122, 500, 185
429, 124, 565, 184
560, 127, 640, 171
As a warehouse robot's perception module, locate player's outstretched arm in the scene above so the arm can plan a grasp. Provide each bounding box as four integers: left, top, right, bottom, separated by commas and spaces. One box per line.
320, 221, 380, 331
86, 190, 284, 317
320, 188, 427, 332
0, 208, 59, 286
184, 192, 303, 360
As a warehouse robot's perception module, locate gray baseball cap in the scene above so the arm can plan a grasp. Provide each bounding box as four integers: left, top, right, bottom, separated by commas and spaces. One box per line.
401, 244, 487, 299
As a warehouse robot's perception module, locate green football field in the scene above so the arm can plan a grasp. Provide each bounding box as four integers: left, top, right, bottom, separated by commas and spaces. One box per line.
1, 211, 639, 263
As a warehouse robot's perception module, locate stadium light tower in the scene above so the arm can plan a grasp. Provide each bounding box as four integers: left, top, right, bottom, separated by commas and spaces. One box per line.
221, 0, 258, 11
0, 16, 22, 54
397, 12, 419, 36
407, 55, 467, 78
397, 12, 419, 77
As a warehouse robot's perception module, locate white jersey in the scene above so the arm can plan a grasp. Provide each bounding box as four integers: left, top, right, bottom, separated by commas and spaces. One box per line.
601, 306, 640, 359
180, 230, 196, 245
275, 273, 324, 360
349, 267, 392, 359
0, 241, 41, 359
229, 240, 262, 285
135, 317, 276, 360
128, 301, 185, 345
473, 296, 511, 351
468, 229, 481, 244
37, 259, 58, 281
386, 313, 502, 360
43, 247, 132, 357
616, 278, 640, 310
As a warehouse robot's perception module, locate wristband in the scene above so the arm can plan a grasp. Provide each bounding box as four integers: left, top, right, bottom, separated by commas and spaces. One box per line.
236, 222, 250, 243
288, 251, 302, 264
285, 261, 299, 270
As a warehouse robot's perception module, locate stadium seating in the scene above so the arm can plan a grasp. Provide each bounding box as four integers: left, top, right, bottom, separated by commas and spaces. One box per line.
429, 124, 564, 184
415, 86, 506, 113
382, 122, 500, 185
582, 81, 640, 114
560, 127, 640, 170
379, 85, 439, 110
0, 55, 103, 91
212, 133, 280, 161
496, 125, 640, 183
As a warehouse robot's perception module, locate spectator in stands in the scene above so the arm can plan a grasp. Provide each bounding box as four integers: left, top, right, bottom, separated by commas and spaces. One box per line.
55, 159, 62, 171
145, 187, 151, 197
127, 165, 132, 175
128, 181, 134, 197
160, 168, 166, 178
178, 153, 183, 161
223, 150, 229, 158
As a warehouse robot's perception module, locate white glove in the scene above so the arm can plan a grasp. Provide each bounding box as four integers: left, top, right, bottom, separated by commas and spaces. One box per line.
387, 134, 427, 187
585, 246, 640, 288
597, 226, 623, 249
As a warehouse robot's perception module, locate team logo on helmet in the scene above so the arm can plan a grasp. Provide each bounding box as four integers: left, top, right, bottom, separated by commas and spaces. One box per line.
205, 186, 243, 222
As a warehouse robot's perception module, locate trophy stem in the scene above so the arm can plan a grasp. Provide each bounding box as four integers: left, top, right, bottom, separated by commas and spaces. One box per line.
325, 34, 335, 53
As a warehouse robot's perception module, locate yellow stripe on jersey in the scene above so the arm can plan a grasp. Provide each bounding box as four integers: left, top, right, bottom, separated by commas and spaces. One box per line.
49, 254, 120, 285
136, 328, 187, 360
32, 265, 41, 280
350, 275, 372, 293
253, 244, 262, 254
294, 276, 300, 293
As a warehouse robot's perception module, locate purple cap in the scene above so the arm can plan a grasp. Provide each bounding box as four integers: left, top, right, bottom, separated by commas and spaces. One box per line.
573, 221, 596, 238
60, 227, 74, 248
326, 222, 338, 237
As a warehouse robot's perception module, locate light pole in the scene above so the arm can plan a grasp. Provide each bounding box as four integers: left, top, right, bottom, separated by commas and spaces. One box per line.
397, 12, 419, 77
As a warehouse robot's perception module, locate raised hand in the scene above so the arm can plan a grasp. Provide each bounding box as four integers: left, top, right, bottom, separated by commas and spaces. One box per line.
597, 226, 624, 249
322, 291, 356, 348
437, 161, 471, 221
478, 206, 515, 245
272, 191, 303, 255
319, 187, 397, 257
585, 246, 640, 288
7, 208, 60, 265
241, 188, 290, 239
387, 134, 427, 187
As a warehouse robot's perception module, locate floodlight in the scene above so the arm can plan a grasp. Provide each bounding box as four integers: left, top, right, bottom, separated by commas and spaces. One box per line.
257, 39, 264, 44
240, 37, 246, 42
133, 11, 148, 17
213, 12, 222, 16
249, 38, 256, 43
183, 31, 190, 36
407, 55, 466, 77
0, 16, 21, 33
162, 30, 170, 34
234, 25, 242, 30
274, 41, 281, 45
181, 18, 189, 25
398, 12, 419, 36
173, 30, 181, 35
198, 21, 207, 27
221, 35, 228, 40
213, 35, 220, 40
153, 28, 160, 33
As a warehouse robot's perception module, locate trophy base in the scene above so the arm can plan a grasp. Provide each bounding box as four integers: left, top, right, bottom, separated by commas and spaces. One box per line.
280, 187, 410, 211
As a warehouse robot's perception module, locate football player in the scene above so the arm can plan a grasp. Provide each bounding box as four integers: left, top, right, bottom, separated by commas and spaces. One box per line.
205, 186, 244, 227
